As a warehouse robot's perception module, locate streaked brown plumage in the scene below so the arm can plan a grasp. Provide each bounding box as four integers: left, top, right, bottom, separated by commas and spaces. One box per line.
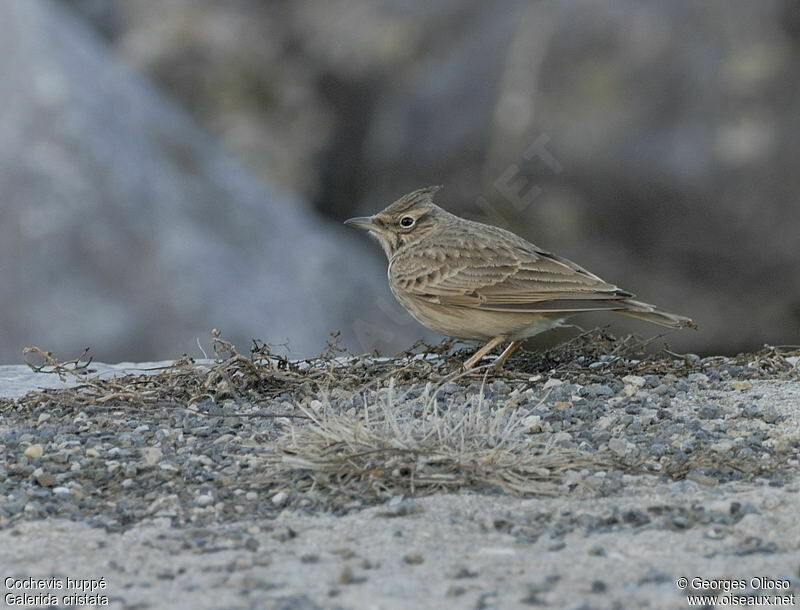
346, 186, 695, 369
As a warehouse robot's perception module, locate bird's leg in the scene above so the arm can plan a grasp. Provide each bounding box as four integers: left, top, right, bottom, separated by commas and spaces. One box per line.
463, 336, 506, 370
493, 340, 523, 369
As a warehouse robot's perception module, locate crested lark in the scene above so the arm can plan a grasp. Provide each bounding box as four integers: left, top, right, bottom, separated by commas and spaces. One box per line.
345, 186, 695, 369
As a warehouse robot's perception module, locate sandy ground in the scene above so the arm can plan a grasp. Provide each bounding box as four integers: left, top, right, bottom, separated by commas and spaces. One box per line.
1, 480, 799, 609
1, 363, 798, 609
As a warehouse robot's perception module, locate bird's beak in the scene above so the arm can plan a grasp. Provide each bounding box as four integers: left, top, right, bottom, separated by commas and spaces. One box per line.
344, 216, 377, 231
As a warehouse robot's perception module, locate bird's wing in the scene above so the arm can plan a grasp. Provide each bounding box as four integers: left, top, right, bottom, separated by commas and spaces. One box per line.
390, 227, 632, 313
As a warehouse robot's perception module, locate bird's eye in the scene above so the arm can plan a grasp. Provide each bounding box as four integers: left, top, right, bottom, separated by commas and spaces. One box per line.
400, 216, 415, 228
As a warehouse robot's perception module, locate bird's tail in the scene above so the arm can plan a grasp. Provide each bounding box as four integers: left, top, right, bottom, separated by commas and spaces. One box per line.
616, 299, 697, 329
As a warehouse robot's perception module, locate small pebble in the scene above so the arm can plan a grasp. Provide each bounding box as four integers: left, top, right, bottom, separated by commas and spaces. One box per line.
271, 526, 297, 542
195, 494, 214, 507
244, 538, 259, 552
761, 407, 780, 424
338, 567, 355, 584
523, 415, 542, 433
35, 472, 55, 487
142, 447, 163, 466
608, 438, 630, 456
451, 567, 479, 579
622, 375, 645, 388
591, 580, 607, 593
698, 405, 720, 419
24, 444, 44, 459
446, 586, 466, 598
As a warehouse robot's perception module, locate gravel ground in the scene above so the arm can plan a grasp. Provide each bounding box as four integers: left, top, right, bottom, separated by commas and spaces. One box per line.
1, 352, 799, 609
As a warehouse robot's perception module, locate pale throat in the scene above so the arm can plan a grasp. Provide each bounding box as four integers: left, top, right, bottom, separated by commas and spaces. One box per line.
369, 231, 399, 259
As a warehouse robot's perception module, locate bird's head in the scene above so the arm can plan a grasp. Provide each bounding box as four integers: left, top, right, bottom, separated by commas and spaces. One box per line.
344, 186, 447, 258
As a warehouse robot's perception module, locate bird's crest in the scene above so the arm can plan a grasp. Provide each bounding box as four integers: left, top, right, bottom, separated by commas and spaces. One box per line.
383, 185, 443, 215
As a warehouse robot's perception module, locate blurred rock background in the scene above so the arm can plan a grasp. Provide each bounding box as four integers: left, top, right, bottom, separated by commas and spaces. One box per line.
1, 0, 798, 363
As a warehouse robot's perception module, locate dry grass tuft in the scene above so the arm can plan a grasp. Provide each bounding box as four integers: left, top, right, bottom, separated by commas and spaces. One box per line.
275, 377, 612, 498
